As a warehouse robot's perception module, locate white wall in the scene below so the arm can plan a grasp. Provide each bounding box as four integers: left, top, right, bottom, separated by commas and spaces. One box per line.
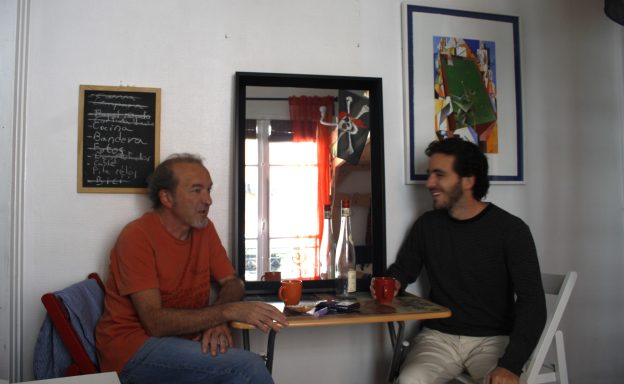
519, 1, 624, 381
1, 0, 22, 380
2, 0, 624, 383
0, 0, 17, 380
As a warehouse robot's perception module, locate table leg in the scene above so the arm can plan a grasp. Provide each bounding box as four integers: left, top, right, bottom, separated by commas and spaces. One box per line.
387, 322, 397, 348
387, 321, 405, 383
265, 329, 276, 373
242, 329, 250, 350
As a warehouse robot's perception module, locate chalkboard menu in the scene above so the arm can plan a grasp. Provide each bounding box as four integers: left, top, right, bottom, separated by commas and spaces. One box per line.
78, 85, 160, 193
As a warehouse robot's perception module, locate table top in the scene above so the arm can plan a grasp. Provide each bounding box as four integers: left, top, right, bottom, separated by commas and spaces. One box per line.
230, 293, 451, 329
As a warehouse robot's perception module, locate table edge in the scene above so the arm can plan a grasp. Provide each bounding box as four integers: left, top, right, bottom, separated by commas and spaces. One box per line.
231, 309, 452, 330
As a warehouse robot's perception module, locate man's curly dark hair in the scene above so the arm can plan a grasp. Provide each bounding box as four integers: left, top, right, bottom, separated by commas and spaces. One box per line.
425, 138, 489, 200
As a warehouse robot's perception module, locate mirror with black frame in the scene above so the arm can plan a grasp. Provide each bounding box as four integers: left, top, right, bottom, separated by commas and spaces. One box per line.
234, 72, 386, 295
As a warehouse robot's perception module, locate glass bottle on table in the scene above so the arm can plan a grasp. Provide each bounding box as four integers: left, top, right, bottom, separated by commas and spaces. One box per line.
335, 199, 356, 298
319, 204, 335, 280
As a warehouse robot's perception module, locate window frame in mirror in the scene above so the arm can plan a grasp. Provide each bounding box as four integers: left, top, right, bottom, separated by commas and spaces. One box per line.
234, 72, 386, 294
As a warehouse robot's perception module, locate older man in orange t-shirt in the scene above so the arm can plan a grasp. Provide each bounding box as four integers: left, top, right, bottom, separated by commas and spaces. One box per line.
96, 154, 288, 384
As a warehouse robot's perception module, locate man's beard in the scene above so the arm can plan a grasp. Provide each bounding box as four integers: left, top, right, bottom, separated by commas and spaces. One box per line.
191, 216, 209, 229
433, 181, 463, 211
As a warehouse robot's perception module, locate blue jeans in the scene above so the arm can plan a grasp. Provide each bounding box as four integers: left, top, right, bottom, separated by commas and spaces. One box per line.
119, 337, 274, 384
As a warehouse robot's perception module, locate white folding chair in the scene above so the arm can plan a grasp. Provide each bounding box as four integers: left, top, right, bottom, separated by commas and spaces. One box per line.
451, 271, 577, 384
521, 271, 576, 384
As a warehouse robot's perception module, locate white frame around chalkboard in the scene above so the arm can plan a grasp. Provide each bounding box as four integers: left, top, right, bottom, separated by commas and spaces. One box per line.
78, 85, 161, 193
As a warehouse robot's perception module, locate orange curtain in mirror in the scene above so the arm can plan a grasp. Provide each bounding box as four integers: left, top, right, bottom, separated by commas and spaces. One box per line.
289, 96, 335, 279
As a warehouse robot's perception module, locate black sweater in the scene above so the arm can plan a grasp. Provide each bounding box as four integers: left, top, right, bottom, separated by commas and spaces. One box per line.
387, 204, 546, 375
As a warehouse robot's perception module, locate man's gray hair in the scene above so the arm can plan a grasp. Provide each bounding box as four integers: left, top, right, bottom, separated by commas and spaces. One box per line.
147, 153, 204, 209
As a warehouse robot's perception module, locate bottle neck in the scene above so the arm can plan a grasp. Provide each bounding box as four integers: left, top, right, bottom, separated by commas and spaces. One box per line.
340, 215, 351, 234
322, 218, 331, 235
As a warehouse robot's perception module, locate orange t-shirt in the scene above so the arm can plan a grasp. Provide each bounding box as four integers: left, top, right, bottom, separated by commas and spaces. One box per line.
95, 212, 235, 373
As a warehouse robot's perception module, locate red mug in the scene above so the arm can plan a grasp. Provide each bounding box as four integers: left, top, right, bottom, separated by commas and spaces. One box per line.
261, 271, 281, 281
373, 277, 396, 305
278, 279, 302, 305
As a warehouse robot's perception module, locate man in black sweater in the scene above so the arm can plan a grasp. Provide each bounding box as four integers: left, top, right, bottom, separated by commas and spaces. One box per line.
385, 138, 546, 384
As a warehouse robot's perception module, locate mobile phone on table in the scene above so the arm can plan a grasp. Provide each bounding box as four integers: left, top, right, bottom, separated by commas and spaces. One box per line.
317, 300, 360, 313
334, 300, 360, 312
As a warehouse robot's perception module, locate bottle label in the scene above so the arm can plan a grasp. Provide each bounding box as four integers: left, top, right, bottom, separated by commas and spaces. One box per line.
347, 270, 356, 293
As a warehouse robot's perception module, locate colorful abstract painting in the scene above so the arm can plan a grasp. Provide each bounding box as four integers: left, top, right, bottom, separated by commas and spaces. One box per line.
433, 36, 498, 153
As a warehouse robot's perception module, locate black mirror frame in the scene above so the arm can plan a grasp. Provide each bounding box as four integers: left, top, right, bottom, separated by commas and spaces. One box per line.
234, 72, 386, 294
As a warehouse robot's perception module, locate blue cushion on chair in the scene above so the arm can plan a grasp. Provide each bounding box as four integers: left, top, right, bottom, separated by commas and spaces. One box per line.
33, 278, 104, 379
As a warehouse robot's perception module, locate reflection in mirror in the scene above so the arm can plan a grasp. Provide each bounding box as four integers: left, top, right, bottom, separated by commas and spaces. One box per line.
235, 73, 386, 294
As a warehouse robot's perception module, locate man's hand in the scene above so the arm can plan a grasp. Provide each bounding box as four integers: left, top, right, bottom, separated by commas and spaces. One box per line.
224, 301, 288, 333
485, 367, 519, 384
197, 323, 233, 356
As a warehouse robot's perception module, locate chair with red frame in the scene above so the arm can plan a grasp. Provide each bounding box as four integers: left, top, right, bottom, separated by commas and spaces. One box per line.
35, 273, 105, 378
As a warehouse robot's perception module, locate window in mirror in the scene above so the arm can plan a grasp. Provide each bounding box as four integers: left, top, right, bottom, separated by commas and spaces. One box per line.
245, 122, 320, 281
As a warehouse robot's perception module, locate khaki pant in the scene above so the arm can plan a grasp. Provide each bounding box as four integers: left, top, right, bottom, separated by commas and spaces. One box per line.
397, 328, 509, 384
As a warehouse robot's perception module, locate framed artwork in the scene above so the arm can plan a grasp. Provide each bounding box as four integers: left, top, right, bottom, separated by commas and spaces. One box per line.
402, 4, 524, 183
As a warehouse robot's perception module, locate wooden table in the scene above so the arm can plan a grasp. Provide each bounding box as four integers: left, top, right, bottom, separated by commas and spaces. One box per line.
231, 293, 451, 382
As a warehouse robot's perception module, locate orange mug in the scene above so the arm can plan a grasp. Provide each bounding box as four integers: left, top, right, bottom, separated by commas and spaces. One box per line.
373, 277, 396, 305
278, 279, 302, 305
261, 271, 282, 281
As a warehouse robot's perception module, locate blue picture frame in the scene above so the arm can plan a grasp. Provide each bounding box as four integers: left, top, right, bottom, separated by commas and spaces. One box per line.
402, 4, 524, 183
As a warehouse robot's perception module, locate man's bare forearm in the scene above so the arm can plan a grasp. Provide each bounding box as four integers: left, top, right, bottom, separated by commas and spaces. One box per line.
138, 303, 232, 337
132, 280, 286, 338
131, 288, 238, 337
139, 301, 287, 337
151, 277, 245, 334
